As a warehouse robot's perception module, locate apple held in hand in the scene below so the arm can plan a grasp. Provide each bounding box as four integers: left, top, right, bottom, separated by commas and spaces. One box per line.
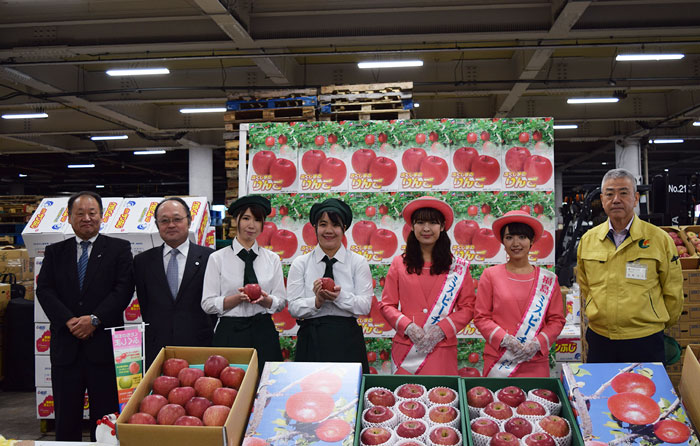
467, 386, 493, 408
319, 277, 336, 291
269, 158, 297, 187
403, 148, 428, 173
369, 157, 398, 186
352, 220, 378, 246
361, 427, 392, 445
490, 431, 521, 446
139, 394, 168, 417
301, 149, 326, 175
162, 358, 189, 377
473, 228, 501, 258
430, 426, 460, 445
396, 420, 427, 439
203, 405, 230, 426
128, 412, 156, 424
396, 383, 425, 399
156, 403, 186, 425
498, 386, 527, 408
204, 354, 229, 378
538, 415, 570, 437
352, 148, 377, 174
429, 405, 458, 424
319, 157, 347, 186
505, 147, 531, 172
453, 147, 479, 173
366, 388, 396, 407
471, 155, 501, 185
252, 150, 276, 175
505, 417, 533, 438
524, 155, 553, 185
454, 220, 479, 246
471, 417, 500, 437
270, 229, 298, 259
243, 283, 261, 301
524, 432, 556, 446
483, 401, 513, 420
152, 375, 179, 397
364, 406, 394, 424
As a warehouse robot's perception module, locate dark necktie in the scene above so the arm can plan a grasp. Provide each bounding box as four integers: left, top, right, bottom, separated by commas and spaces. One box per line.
166, 248, 179, 299
237, 248, 258, 285
321, 255, 337, 280
78, 241, 90, 290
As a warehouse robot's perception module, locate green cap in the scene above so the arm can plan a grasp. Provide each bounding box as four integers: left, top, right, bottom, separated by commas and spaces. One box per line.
309, 198, 353, 229
228, 195, 271, 217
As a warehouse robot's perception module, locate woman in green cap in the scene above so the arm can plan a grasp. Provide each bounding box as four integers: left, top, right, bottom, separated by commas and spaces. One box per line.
287, 198, 372, 373
201, 195, 286, 373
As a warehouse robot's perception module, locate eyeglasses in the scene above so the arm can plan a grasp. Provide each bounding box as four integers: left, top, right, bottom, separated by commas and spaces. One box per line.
157, 217, 187, 225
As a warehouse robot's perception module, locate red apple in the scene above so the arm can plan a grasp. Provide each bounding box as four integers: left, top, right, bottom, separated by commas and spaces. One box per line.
185, 396, 212, 419
420, 156, 449, 185
370, 229, 398, 259
505, 417, 533, 438
177, 367, 204, 388
320, 277, 335, 291
352, 220, 378, 246
168, 386, 196, 406
467, 386, 493, 408
471, 155, 501, 185
505, 147, 531, 172
531, 231, 554, 260
220, 366, 246, 390
454, 220, 479, 246
174, 415, 203, 426
302, 222, 317, 246
352, 148, 377, 174
301, 149, 326, 175
361, 427, 392, 445
316, 418, 352, 443
139, 394, 168, 417
212, 387, 238, 407
517, 400, 546, 416
269, 158, 297, 187
162, 358, 189, 377
270, 229, 298, 259
532, 389, 559, 404
369, 157, 398, 186
524, 432, 556, 446
453, 147, 479, 173
402, 148, 428, 173
524, 155, 553, 185
396, 383, 425, 399
243, 283, 261, 301
471, 418, 499, 437
364, 406, 394, 424
429, 405, 458, 424
257, 221, 277, 247
367, 388, 396, 407
278, 135, 288, 145
319, 157, 347, 186
484, 401, 513, 420
204, 354, 229, 378
473, 228, 500, 258
467, 132, 478, 143
194, 376, 223, 400
497, 386, 527, 408
538, 415, 569, 437
265, 136, 275, 147
398, 400, 426, 419
428, 387, 457, 405
459, 367, 481, 377
157, 403, 186, 425
152, 375, 179, 397
491, 432, 521, 446
203, 405, 230, 426
653, 419, 692, 444
128, 412, 156, 424
396, 420, 427, 439
430, 426, 460, 445
610, 372, 656, 397
252, 150, 276, 175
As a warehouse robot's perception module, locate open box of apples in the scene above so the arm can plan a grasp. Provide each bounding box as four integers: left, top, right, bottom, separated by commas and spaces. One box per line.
462, 377, 585, 446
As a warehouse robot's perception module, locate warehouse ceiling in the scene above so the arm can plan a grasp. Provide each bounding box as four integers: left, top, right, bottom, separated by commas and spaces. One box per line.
1, 0, 700, 200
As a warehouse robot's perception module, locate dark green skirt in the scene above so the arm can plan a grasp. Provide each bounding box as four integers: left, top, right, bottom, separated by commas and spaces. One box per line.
213, 313, 282, 374
296, 315, 369, 374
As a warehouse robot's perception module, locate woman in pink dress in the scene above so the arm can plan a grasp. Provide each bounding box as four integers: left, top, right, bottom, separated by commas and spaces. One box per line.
379, 196, 475, 375
474, 210, 565, 377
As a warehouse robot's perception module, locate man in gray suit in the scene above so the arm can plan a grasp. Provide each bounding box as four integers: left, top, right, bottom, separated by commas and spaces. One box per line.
133, 197, 215, 369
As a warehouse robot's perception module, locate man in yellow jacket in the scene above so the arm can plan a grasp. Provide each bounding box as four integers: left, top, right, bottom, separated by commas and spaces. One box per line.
577, 168, 683, 362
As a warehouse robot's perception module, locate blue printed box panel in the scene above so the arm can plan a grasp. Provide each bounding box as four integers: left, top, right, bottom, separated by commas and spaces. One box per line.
561, 362, 698, 445
243, 362, 363, 445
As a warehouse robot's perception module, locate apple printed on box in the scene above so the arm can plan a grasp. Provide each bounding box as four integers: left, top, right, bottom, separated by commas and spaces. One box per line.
347, 121, 400, 192
299, 122, 351, 192
247, 123, 299, 194
451, 120, 504, 191
243, 362, 362, 446
501, 118, 554, 191
561, 362, 699, 446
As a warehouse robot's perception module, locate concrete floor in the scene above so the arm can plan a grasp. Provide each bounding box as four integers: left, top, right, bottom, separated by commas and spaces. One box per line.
0, 390, 90, 441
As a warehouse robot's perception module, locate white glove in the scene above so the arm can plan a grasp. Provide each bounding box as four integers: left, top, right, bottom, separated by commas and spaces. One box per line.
405, 322, 426, 345
501, 334, 527, 361
521, 338, 541, 362
415, 325, 446, 354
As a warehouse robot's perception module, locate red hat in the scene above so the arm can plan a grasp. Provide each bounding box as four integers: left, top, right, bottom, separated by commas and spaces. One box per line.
402, 196, 454, 231
491, 210, 544, 243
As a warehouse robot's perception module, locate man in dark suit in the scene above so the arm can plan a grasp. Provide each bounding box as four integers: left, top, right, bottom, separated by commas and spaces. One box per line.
37, 191, 134, 441
134, 197, 215, 369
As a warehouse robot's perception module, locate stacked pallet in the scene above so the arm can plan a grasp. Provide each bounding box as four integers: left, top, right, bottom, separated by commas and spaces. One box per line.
318, 81, 413, 121
0, 196, 42, 245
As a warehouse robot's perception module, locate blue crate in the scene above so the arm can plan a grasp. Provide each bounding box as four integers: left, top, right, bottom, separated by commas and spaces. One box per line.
226, 96, 317, 111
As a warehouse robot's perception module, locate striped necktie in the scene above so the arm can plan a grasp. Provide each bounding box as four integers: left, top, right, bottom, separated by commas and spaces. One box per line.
78, 241, 90, 290
166, 248, 179, 299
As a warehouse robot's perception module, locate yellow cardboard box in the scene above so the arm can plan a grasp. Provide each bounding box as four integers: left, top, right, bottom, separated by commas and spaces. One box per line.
0, 283, 10, 320
0, 247, 32, 281
679, 345, 700, 431
116, 346, 258, 446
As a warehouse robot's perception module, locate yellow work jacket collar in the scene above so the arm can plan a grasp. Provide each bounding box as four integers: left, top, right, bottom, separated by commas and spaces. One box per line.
593, 216, 642, 251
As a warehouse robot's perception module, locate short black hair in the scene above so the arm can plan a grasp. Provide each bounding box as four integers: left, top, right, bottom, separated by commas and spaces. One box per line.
312, 210, 344, 229
235, 204, 267, 223
155, 197, 191, 224
67, 191, 103, 215
500, 222, 535, 242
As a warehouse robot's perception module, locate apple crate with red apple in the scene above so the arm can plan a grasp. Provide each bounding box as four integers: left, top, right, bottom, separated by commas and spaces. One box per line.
661, 227, 697, 264
116, 347, 258, 446
561, 362, 699, 446
244, 361, 363, 446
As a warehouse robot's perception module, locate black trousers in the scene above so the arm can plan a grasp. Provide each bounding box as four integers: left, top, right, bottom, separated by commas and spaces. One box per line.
213, 313, 282, 375
52, 356, 118, 441
296, 315, 369, 374
585, 328, 665, 363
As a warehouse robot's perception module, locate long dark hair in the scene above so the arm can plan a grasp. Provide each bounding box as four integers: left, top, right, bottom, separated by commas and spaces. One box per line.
403, 207, 452, 275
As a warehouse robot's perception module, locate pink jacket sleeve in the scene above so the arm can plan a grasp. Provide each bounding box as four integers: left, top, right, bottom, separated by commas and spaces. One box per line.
378, 257, 411, 336
474, 267, 507, 349
535, 277, 566, 355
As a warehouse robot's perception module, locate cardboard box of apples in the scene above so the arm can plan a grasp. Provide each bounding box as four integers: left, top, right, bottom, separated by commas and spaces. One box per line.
116, 346, 258, 446
463, 377, 584, 446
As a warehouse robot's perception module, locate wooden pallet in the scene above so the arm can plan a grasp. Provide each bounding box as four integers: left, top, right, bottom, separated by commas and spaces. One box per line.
224, 140, 239, 149
320, 82, 413, 95
321, 99, 411, 114
225, 149, 239, 160
319, 109, 411, 122
224, 106, 316, 124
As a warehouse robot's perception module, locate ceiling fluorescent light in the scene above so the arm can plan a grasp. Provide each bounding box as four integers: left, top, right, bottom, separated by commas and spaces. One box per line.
106, 68, 170, 76
67, 164, 95, 168
567, 98, 619, 104
18, 173, 27, 178
553, 124, 578, 130
179, 107, 226, 114
2, 112, 48, 119
648, 138, 684, 144
134, 150, 166, 155
96, 185, 105, 188
693, 121, 700, 127
90, 135, 128, 141
414, 103, 420, 108
358, 60, 423, 69
616, 53, 684, 61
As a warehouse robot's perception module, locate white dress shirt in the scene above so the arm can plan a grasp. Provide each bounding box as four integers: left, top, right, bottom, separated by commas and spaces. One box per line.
287, 244, 373, 319
75, 234, 99, 261
162, 240, 189, 290
201, 237, 286, 317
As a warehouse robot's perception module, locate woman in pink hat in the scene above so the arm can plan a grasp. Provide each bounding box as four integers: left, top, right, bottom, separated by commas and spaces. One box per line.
474, 210, 565, 377
379, 196, 475, 375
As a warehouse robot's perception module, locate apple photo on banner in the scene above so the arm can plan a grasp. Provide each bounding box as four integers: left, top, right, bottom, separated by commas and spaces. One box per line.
450, 119, 503, 191
346, 192, 401, 265
345, 122, 400, 192
501, 117, 554, 191
445, 192, 504, 264
247, 123, 300, 194
299, 124, 350, 192
398, 124, 451, 192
